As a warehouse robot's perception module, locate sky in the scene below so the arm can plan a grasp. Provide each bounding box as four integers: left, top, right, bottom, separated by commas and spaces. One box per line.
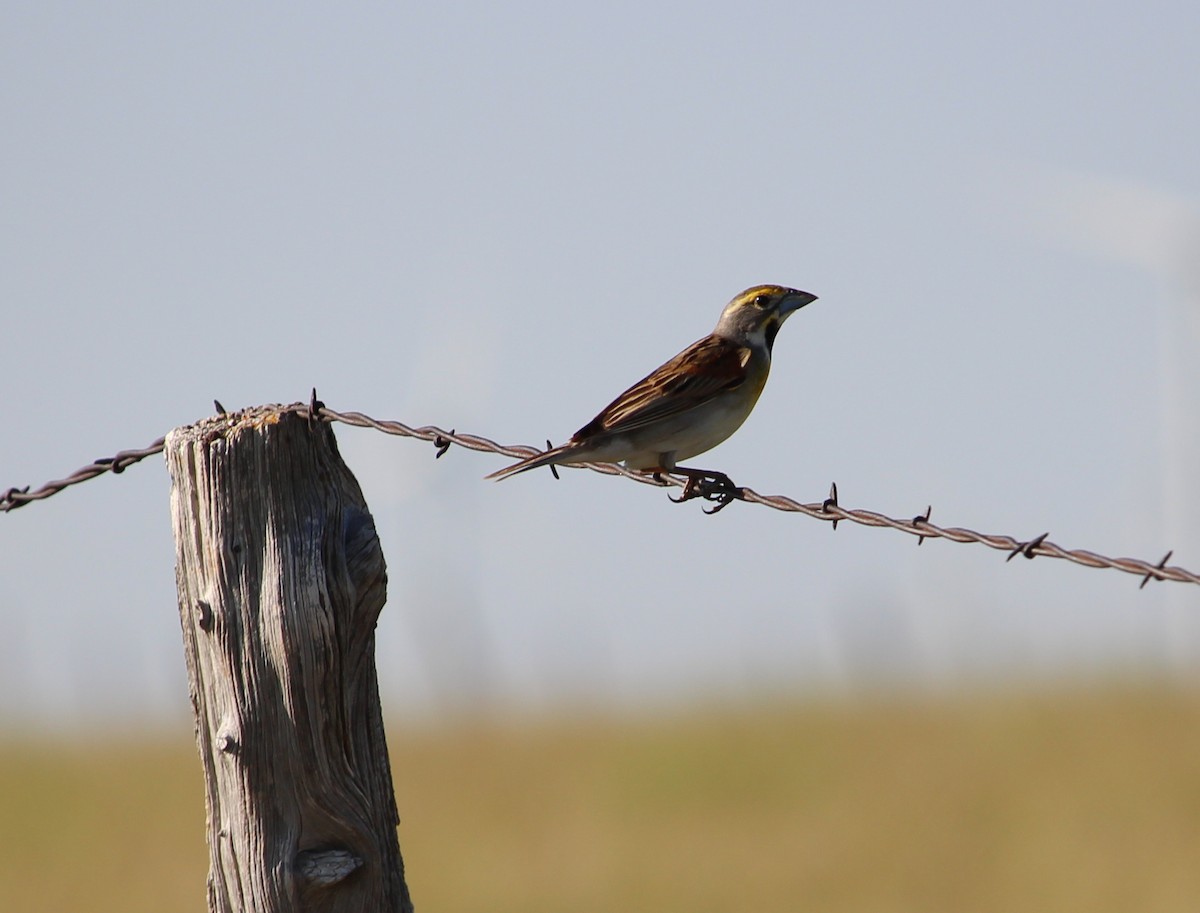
2, 2, 1198, 731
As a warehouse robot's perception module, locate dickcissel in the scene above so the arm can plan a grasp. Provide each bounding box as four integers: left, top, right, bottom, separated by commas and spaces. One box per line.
487, 284, 817, 507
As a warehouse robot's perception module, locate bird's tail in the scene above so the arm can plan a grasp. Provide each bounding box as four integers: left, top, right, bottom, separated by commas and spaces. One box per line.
485, 444, 572, 481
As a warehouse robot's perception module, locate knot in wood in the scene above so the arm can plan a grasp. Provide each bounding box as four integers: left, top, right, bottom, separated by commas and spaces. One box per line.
296, 848, 364, 887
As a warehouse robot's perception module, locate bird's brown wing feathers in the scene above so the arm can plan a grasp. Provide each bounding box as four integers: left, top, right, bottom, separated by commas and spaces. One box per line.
573, 335, 750, 440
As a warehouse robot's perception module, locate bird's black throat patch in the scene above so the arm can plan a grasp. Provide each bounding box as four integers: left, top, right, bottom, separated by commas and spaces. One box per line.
764, 318, 780, 353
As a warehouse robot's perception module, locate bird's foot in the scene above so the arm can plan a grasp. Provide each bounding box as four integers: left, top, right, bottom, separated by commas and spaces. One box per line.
668, 468, 741, 514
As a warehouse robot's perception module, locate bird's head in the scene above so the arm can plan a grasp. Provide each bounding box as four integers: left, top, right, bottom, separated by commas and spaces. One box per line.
714, 285, 818, 352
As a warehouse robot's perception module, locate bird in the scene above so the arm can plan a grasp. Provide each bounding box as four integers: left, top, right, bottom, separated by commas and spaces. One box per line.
486, 284, 817, 506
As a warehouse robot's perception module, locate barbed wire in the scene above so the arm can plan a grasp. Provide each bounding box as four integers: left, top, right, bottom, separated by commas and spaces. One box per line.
1, 438, 168, 510
2, 397, 1197, 589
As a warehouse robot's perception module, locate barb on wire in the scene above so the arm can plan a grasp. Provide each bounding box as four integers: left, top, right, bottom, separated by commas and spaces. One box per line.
433, 431, 455, 459
1007, 532, 1051, 562
913, 505, 932, 546
3, 399, 1198, 590
823, 482, 841, 531
1141, 551, 1174, 591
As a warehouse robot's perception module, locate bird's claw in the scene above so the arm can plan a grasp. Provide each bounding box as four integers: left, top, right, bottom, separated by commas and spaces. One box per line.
668, 471, 740, 514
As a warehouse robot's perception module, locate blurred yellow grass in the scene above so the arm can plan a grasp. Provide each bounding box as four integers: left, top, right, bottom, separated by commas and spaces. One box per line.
3, 683, 1199, 912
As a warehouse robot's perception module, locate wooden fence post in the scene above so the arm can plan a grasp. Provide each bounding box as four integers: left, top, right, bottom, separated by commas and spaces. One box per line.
165, 405, 413, 913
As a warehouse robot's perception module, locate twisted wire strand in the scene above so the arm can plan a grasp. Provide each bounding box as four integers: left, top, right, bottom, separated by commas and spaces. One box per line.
1, 438, 168, 509
2, 400, 1196, 588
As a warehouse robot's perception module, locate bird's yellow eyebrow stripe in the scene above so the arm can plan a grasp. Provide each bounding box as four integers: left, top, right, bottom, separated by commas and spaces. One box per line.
733, 284, 785, 305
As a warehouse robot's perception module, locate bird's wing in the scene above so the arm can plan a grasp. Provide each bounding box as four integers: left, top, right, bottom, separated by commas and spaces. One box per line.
573, 335, 751, 440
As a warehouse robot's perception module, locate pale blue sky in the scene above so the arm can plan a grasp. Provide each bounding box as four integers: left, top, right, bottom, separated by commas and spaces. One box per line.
2, 2, 1198, 730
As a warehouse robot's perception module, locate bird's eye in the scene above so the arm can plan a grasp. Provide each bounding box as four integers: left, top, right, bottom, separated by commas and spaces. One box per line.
753, 295, 771, 308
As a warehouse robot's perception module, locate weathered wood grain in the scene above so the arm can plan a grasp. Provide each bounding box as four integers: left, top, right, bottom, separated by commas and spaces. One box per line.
166, 406, 412, 913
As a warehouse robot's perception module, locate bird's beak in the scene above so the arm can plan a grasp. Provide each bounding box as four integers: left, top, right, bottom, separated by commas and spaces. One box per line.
779, 289, 818, 316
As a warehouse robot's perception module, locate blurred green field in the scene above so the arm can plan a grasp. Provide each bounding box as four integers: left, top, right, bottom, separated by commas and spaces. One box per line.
3, 682, 1199, 912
